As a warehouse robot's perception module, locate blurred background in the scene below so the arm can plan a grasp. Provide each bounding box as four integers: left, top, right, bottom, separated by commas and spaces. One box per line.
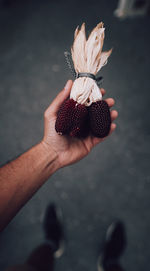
0, 0, 150, 270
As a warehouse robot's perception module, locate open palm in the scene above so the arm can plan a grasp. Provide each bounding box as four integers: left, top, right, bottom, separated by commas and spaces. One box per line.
42, 80, 118, 168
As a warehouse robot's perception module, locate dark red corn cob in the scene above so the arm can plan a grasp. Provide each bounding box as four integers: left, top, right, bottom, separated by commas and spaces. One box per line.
89, 100, 111, 138
69, 103, 89, 138
75, 114, 90, 138
55, 99, 76, 135
55, 99, 89, 138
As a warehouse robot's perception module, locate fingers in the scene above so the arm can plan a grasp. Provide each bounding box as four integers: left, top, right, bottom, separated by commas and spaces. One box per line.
92, 122, 117, 146
101, 90, 117, 125
105, 98, 115, 108
111, 110, 118, 121
100, 88, 106, 96
92, 107, 118, 146
100, 89, 115, 108
109, 123, 117, 135
45, 80, 73, 117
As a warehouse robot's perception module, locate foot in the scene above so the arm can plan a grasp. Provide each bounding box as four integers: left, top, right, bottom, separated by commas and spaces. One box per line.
97, 221, 126, 271
43, 203, 65, 258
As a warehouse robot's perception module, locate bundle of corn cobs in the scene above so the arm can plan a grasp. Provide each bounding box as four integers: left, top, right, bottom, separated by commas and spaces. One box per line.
55, 22, 112, 138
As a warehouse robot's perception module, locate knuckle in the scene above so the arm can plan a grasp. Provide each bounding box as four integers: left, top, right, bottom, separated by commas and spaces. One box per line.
44, 110, 49, 119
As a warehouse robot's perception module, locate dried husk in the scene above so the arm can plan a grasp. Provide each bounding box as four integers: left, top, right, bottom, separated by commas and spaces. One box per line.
70, 22, 112, 106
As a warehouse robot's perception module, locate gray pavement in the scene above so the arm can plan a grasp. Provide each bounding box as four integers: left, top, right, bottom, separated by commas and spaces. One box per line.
0, 0, 150, 270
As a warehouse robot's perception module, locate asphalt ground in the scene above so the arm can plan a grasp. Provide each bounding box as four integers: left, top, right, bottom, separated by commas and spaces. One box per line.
0, 1, 150, 270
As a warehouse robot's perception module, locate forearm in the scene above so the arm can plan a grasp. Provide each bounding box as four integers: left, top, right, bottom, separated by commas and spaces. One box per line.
0, 142, 58, 231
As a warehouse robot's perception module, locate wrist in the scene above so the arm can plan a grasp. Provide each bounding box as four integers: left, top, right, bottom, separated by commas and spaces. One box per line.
39, 141, 60, 173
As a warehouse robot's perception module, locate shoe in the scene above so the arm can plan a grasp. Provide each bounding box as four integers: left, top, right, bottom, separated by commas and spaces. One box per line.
97, 221, 126, 271
43, 203, 65, 258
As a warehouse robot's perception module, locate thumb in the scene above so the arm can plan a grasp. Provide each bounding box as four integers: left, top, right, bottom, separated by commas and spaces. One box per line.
47, 80, 73, 116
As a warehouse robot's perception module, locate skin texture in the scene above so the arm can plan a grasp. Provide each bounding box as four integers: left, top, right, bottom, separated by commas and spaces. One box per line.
0, 80, 118, 231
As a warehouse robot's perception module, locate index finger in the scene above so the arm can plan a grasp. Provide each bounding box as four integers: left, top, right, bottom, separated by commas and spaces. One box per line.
100, 88, 106, 96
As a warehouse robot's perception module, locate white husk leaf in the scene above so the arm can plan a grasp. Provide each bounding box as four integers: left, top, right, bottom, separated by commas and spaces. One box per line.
70, 22, 112, 106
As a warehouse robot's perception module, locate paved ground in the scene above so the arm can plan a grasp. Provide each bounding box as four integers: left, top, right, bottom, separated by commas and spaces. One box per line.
0, 0, 150, 270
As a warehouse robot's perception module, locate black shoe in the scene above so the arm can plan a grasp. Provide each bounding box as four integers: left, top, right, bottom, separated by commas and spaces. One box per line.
97, 221, 126, 271
43, 203, 65, 258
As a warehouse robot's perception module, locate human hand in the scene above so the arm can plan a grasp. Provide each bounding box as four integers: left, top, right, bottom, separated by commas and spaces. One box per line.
42, 80, 118, 168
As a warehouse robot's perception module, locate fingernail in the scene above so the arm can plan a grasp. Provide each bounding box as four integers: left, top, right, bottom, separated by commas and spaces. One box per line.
64, 80, 71, 90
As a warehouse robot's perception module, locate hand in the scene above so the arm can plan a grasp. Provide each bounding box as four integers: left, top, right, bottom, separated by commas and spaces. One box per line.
42, 80, 118, 168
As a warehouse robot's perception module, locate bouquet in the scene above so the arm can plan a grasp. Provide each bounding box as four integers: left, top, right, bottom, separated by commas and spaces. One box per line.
55, 22, 112, 138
